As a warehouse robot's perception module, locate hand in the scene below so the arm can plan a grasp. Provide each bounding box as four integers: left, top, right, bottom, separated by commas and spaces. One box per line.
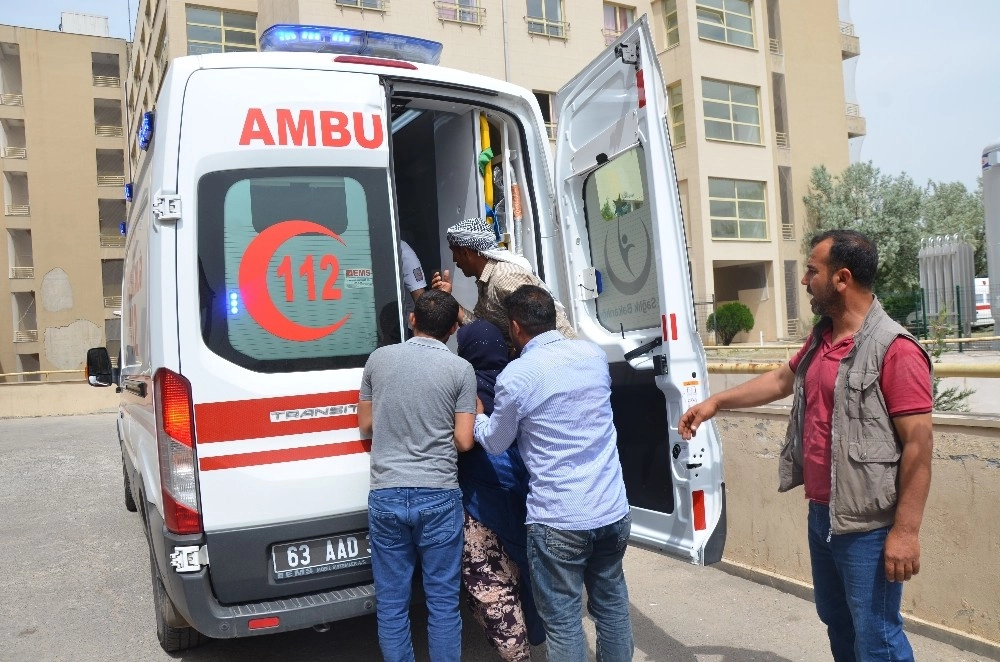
475, 397, 485, 415
678, 399, 719, 440
883, 527, 920, 582
431, 269, 452, 294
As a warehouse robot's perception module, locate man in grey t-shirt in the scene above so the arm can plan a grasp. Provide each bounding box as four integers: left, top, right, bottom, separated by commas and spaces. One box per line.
358, 289, 476, 662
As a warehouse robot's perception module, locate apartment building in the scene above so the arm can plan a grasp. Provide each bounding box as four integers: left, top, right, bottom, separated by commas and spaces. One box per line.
0, 21, 128, 380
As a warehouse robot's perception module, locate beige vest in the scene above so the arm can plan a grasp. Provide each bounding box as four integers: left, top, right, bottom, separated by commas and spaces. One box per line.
778, 297, 930, 534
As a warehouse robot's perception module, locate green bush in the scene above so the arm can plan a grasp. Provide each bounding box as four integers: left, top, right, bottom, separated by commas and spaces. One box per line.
707, 302, 755, 346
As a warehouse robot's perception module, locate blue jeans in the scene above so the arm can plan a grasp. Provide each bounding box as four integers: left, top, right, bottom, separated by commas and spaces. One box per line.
368, 487, 464, 662
526, 514, 633, 662
808, 502, 914, 662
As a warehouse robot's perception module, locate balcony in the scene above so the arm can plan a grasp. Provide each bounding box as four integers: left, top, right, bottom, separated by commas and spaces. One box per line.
0, 93, 23, 106
840, 22, 860, 59
5, 204, 29, 216
526, 16, 569, 39
2, 146, 26, 158
10, 267, 34, 278
93, 75, 121, 88
100, 235, 126, 248
97, 175, 126, 186
14, 329, 38, 342
602, 28, 623, 46
104, 295, 123, 309
434, 1, 485, 26
334, 0, 387, 10
95, 124, 124, 138
846, 103, 867, 138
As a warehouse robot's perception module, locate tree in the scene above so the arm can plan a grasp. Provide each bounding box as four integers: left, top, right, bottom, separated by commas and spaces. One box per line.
803, 162, 924, 293
921, 179, 986, 276
926, 310, 975, 411
707, 302, 754, 346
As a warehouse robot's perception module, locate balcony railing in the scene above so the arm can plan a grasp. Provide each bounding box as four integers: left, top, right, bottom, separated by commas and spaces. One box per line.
334, 0, 386, 9
14, 330, 38, 343
527, 16, 569, 38
95, 125, 124, 137
10, 267, 34, 279
104, 295, 123, 309
602, 28, 623, 46
839, 21, 856, 36
769, 38, 781, 55
5, 204, 29, 216
100, 235, 126, 248
846, 103, 861, 116
97, 175, 126, 186
839, 21, 860, 59
2, 146, 26, 158
0, 93, 24, 106
434, 1, 485, 25
775, 132, 789, 149
93, 75, 121, 87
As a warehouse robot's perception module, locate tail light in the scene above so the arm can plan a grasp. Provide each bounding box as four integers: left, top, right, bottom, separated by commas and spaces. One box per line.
154, 368, 202, 534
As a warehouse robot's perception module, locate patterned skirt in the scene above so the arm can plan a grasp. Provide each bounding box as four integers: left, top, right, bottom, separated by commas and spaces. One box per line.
462, 512, 531, 661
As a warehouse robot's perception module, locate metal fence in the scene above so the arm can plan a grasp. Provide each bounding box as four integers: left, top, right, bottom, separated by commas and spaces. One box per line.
878, 285, 999, 352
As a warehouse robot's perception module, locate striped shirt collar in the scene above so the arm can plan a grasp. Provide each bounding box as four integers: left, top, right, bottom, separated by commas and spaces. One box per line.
406, 336, 451, 351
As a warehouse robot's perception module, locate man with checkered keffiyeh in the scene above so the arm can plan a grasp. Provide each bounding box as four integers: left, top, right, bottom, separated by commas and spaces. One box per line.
431, 218, 575, 354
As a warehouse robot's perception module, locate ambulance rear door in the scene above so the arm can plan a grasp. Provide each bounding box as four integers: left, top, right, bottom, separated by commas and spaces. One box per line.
173, 61, 399, 602
553, 17, 726, 564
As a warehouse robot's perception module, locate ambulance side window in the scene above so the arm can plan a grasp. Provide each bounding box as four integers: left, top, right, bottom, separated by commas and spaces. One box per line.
583, 147, 660, 332
197, 167, 397, 373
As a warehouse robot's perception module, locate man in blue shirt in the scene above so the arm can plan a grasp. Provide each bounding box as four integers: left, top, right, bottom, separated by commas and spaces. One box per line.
474, 285, 633, 662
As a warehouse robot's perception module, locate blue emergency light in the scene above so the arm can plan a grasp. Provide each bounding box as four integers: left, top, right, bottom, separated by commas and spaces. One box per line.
229, 291, 240, 316
138, 111, 154, 151
124, 182, 133, 202
259, 25, 443, 65
119, 221, 127, 236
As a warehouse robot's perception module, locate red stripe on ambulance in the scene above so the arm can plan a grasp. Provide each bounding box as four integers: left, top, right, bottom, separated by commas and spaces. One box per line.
200, 439, 372, 471
195, 390, 361, 443
239, 108, 384, 148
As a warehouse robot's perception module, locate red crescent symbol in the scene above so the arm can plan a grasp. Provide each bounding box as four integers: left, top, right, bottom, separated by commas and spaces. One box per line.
238, 219, 351, 342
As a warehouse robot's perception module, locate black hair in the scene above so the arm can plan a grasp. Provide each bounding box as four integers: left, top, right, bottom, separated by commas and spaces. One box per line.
810, 229, 879, 289
503, 285, 556, 337
413, 289, 460, 341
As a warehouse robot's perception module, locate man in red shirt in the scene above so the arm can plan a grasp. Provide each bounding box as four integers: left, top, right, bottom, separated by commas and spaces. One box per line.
680, 230, 932, 662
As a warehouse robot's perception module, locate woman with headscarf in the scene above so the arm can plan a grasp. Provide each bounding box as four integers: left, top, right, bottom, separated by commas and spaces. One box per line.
456, 320, 545, 661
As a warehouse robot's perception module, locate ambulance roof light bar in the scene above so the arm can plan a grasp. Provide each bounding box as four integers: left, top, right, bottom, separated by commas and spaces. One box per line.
259, 25, 443, 66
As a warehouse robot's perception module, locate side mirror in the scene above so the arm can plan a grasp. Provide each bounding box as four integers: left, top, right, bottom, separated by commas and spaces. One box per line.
86, 347, 114, 387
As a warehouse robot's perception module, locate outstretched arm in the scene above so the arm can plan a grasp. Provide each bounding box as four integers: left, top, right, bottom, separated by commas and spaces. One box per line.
678, 364, 795, 439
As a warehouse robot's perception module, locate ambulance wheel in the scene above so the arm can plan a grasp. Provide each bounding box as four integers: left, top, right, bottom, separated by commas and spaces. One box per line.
153, 571, 206, 652
122, 457, 137, 513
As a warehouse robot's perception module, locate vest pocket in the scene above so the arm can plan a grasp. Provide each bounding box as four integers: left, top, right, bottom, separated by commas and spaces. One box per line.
840, 439, 899, 517
845, 370, 881, 420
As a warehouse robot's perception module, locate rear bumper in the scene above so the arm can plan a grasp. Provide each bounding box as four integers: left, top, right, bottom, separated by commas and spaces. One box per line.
147, 507, 377, 639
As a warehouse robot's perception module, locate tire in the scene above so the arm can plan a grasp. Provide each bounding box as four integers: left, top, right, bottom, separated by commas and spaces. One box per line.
122, 456, 137, 513
152, 568, 207, 652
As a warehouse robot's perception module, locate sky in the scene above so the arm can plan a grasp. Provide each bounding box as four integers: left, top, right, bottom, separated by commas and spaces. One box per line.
1, 0, 997, 190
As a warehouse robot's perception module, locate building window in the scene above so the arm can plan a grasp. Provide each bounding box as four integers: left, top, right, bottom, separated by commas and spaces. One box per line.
435, 0, 484, 25
527, 0, 568, 38
667, 82, 685, 146
708, 178, 767, 240
696, 0, 755, 48
702, 79, 761, 144
602, 3, 635, 45
186, 7, 257, 55
664, 0, 679, 48
534, 91, 557, 140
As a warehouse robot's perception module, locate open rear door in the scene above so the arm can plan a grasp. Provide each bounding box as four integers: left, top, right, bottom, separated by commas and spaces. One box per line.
553, 16, 726, 565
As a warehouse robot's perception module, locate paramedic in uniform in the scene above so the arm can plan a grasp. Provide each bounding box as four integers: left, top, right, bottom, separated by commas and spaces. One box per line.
400, 240, 426, 327
679, 230, 933, 662
430, 217, 575, 353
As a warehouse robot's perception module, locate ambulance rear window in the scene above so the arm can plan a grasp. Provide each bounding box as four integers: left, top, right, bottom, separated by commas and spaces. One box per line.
197, 167, 398, 372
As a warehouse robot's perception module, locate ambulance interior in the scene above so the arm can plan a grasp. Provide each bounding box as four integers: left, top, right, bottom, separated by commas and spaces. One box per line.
388, 95, 677, 519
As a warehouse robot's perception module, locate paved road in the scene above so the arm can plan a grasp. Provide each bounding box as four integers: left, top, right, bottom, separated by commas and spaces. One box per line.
0, 414, 994, 661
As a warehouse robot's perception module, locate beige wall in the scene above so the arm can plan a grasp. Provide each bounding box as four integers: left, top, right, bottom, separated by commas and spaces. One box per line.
0, 25, 127, 379
718, 407, 1000, 649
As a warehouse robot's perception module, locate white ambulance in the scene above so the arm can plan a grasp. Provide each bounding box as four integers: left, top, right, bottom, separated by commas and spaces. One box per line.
86, 17, 726, 652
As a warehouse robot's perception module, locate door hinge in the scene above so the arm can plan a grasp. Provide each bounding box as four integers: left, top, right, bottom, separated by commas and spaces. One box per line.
616, 41, 639, 67
152, 194, 182, 222
170, 545, 209, 573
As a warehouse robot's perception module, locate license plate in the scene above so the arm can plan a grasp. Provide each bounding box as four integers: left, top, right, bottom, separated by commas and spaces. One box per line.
271, 531, 371, 580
